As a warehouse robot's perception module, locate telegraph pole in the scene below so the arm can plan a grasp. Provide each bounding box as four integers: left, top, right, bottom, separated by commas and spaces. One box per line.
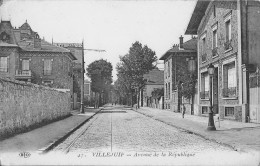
80, 40, 85, 113
79, 40, 105, 114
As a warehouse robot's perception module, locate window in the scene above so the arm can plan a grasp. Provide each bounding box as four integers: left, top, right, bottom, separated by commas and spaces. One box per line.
225, 107, 234, 116
0, 57, 8, 72
202, 38, 206, 55
200, 72, 209, 99
202, 106, 208, 114
212, 29, 217, 49
168, 82, 170, 99
44, 59, 52, 75
167, 61, 170, 77
22, 59, 30, 71
224, 19, 232, 51
165, 83, 168, 99
225, 20, 231, 42
223, 61, 236, 98
213, 5, 216, 17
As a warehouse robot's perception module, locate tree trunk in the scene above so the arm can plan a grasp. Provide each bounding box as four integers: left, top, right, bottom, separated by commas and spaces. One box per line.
137, 88, 140, 108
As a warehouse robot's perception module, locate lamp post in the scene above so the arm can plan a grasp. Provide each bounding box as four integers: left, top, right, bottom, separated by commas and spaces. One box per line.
207, 63, 216, 131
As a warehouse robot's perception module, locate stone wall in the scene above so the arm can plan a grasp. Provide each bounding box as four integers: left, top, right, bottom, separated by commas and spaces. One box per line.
0, 77, 71, 139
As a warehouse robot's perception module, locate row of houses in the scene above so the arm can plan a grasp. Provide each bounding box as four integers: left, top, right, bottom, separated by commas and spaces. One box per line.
139, 0, 260, 124
0, 20, 93, 109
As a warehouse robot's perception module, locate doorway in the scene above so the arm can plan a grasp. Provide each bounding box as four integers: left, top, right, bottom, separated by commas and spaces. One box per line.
213, 67, 219, 114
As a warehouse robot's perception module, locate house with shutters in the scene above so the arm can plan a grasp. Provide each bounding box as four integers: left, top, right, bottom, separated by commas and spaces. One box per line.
0, 20, 77, 95
185, 0, 260, 123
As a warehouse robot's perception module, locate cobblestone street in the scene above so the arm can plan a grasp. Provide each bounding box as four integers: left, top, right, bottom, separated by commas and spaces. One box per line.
51, 106, 254, 163
47, 106, 259, 165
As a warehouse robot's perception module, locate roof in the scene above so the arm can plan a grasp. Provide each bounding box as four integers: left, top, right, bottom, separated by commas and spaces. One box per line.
53, 43, 83, 48
0, 20, 18, 45
20, 20, 32, 30
185, 0, 210, 35
19, 40, 77, 60
143, 69, 164, 85
159, 38, 197, 60
54, 42, 83, 63
0, 41, 18, 47
18, 40, 70, 52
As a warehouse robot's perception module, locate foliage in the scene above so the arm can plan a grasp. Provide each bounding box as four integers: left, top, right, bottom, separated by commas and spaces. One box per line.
86, 59, 113, 106
114, 41, 157, 105
179, 72, 197, 99
151, 88, 164, 99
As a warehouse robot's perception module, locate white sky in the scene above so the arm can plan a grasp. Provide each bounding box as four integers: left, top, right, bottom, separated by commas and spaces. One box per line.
0, 0, 196, 81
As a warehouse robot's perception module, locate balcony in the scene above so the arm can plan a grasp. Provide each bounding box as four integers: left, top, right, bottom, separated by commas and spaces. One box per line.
224, 40, 232, 51
15, 70, 32, 81
201, 53, 207, 63
222, 87, 237, 98
200, 91, 209, 99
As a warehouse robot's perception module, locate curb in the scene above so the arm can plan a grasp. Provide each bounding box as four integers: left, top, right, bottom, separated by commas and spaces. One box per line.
38, 108, 103, 154
133, 108, 243, 152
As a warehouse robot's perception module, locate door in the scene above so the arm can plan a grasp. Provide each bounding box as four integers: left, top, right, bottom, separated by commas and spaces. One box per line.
213, 67, 219, 114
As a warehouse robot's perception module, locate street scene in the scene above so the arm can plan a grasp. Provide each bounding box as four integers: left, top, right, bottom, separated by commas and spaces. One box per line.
0, 0, 260, 165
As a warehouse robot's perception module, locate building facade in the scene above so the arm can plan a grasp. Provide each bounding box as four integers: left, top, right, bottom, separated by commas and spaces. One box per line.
0, 20, 76, 94
185, 0, 260, 123
159, 36, 197, 114
139, 69, 164, 109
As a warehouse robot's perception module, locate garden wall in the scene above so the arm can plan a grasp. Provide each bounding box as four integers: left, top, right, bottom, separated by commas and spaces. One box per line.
0, 78, 71, 139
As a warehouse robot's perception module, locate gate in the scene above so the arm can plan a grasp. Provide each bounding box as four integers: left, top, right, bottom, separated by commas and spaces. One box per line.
249, 68, 260, 123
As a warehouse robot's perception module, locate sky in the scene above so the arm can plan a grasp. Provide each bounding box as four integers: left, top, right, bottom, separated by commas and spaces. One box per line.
0, 0, 196, 81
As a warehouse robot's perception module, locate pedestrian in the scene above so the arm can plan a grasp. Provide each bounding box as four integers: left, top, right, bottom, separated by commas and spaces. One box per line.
182, 104, 186, 118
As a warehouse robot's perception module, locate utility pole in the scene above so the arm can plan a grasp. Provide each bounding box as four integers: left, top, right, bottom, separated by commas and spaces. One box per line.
79, 40, 105, 114
80, 40, 85, 113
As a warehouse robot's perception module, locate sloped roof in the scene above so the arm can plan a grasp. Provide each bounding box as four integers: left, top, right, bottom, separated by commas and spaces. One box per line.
0, 41, 18, 47
19, 40, 77, 60
20, 20, 32, 30
159, 38, 197, 60
19, 40, 71, 52
143, 69, 164, 85
0, 20, 18, 45
185, 0, 210, 35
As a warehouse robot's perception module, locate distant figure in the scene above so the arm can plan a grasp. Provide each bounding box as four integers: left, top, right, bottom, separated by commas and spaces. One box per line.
182, 104, 186, 118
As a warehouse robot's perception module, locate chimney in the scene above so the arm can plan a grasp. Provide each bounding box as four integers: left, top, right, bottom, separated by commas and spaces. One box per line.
34, 33, 41, 49
179, 35, 184, 49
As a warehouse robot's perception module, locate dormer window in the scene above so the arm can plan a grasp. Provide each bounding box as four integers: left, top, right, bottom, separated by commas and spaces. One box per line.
0, 32, 10, 43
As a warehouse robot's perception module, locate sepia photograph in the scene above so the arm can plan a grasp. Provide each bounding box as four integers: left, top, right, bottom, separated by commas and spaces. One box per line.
0, 0, 260, 165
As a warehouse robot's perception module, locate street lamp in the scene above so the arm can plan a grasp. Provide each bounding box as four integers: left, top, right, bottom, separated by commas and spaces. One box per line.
207, 63, 216, 131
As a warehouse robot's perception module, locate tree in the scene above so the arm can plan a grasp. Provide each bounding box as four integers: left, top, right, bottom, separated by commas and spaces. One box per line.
86, 59, 113, 108
115, 41, 157, 107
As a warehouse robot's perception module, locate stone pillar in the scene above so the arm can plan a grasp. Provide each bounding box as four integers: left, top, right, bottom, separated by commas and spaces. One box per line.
242, 64, 249, 122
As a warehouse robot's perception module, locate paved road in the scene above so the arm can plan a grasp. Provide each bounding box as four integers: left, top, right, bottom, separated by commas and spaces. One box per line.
54, 106, 233, 153
51, 106, 258, 165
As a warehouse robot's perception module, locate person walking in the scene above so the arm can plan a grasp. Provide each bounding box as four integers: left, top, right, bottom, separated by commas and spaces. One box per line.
182, 104, 186, 118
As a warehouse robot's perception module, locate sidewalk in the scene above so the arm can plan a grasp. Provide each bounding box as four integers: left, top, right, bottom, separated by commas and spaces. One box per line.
0, 107, 102, 154
135, 107, 260, 153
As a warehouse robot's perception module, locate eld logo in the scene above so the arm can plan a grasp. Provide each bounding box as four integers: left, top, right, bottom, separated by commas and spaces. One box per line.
19, 152, 31, 158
